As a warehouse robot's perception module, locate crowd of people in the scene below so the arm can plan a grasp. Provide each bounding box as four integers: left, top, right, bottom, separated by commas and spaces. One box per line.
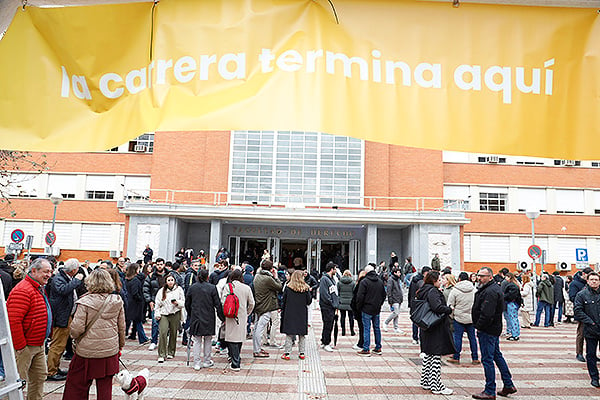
1, 247, 599, 400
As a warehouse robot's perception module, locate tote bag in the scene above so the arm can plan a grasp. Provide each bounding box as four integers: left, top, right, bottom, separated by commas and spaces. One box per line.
410, 298, 443, 331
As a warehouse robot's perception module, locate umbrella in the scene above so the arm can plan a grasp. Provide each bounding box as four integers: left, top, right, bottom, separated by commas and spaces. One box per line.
333, 312, 339, 347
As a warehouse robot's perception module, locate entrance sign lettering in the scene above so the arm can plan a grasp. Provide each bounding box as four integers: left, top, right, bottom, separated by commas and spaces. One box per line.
231, 226, 355, 239
1, 1, 599, 158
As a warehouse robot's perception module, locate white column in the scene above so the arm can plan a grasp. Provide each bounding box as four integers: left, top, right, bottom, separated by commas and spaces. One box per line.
366, 224, 377, 264
209, 220, 222, 269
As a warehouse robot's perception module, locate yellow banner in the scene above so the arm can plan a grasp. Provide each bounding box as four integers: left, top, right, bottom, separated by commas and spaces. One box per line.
0, 0, 599, 158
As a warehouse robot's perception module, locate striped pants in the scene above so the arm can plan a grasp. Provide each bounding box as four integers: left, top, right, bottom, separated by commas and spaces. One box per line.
420, 354, 445, 392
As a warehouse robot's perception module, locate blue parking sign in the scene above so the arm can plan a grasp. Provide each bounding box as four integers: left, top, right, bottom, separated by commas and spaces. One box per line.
576, 248, 588, 262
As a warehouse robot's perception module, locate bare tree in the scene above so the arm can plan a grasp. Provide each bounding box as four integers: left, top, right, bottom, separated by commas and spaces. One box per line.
0, 151, 47, 217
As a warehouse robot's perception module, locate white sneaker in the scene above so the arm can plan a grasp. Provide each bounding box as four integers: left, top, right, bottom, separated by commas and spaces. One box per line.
320, 343, 325, 349
432, 388, 453, 395
148, 343, 157, 351
323, 345, 334, 352
394, 328, 405, 334
411, 339, 419, 345
203, 360, 214, 368
352, 344, 362, 351
157, 357, 164, 363
383, 323, 388, 332
166, 355, 174, 359
193, 363, 202, 371
419, 352, 426, 359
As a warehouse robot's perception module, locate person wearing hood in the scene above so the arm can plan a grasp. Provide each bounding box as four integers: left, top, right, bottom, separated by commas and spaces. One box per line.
409, 266, 431, 345
447, 272, 479, 365
383, 267, 404, 333
337, 270, 356, 336
355, 265, 386, 356
533, 273, 554, 327
416, 270, 455, 396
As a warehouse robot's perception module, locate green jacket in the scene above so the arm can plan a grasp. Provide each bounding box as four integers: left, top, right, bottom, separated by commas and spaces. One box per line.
253, 269, 282, 316
536, 278, 554, 304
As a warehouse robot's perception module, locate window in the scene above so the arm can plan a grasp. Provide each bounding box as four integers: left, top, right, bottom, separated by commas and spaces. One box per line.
2, 173, 41, 197
80, 224, 113, 250
230, 131, 363, 205
479, 236, 510, 261
443, 185, 470, 210
556, 189, 584, 214
517, 188, 547, 212
553, 159, 581, 166
85, 175, 115, 200
477, 156, 506, 163
480, 192, 507, 211
47, 174, 77, 199
124, 176, 150, 200
128, 133, 154, 153
595, 191, 600, 214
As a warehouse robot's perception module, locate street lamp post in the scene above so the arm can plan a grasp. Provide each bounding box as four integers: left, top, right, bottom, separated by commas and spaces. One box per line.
49, 193, 63, 250
525, 208, 540, 276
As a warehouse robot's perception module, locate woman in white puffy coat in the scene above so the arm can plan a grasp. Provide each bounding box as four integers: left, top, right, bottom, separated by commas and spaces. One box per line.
155, 274, 185, 362
520, 274, 535, 328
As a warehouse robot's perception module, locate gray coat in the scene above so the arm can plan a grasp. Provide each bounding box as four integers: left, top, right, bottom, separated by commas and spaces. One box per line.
221, 281, 254, 343
387, 274, 403, 305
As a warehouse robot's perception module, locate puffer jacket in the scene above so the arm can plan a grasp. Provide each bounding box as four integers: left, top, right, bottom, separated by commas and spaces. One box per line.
337, 276, 355, 311
447, 280, 475, 324
70, 293, 125, 358
7, 274, 50, 350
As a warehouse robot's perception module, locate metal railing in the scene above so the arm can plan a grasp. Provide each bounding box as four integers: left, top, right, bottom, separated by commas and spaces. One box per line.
123, 189, 458, 212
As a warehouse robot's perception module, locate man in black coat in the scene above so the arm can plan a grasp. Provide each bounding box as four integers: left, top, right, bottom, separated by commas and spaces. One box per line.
144, 258, 167, 350
550, 271, 565, 326
574, 272, 600, 387
46, 258, 83, 381
570, 267, 593, 362
355, 265, 386, 356
185, 269, 224, 370
472, 267, 516, 400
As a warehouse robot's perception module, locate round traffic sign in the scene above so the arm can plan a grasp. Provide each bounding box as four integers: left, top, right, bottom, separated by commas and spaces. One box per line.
45, 231, 56, 246
10, 229, 24, 243
528, 244, 542, 259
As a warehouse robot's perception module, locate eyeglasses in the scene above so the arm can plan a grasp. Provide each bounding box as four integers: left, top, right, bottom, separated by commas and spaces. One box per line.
477, 274, 491, 277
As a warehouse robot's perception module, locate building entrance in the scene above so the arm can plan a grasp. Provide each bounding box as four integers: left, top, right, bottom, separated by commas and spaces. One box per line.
228, 235, 361, 274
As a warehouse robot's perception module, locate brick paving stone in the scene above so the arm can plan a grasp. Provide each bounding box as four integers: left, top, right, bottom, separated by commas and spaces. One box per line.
34, 308, 600, 399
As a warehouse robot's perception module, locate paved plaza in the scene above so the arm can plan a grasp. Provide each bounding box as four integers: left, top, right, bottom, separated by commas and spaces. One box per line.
40, 308, 600, 400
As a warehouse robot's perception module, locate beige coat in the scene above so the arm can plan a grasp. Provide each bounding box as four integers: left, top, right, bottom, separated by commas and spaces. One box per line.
220, 281, 254, 343
447, 280, 475, 325
70, 293, 125, 358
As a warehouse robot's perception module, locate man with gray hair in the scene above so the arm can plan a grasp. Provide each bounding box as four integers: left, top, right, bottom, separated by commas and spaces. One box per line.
46, 258, 84, 381
7, 257, 53, 400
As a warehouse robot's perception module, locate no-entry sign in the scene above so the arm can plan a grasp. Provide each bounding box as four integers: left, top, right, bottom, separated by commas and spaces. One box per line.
10, 229, 24, 243
45, 231, 56, 247
528, 245, 542, 260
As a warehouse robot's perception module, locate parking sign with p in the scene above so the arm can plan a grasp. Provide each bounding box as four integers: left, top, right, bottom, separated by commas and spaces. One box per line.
576, 248, 588, 262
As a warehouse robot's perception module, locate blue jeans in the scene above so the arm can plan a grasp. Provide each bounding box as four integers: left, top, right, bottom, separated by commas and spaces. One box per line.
452, 321, 478, 361
534, 300, 551, 327
478, 331, 514, 395
412, 322, 420, 342
362, 312, 381, 352
134, 321, 148, 344
550, 301, 563, 324
0, 351, 4, 378
150, 309, 159, 344
504, 302, 520, 338
585, 337, 600, 382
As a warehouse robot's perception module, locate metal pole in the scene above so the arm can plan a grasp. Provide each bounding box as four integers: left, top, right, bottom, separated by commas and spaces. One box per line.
51, 204, 57, 232
531, 218, 538, 314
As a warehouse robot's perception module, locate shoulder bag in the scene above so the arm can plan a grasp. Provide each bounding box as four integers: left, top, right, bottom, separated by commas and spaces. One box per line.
410, 298, 443, 331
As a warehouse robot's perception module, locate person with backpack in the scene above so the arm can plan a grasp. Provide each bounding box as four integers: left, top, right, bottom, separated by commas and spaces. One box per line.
220, 269, 254, 372
185, 269, 224, 370
280, 270, 312, 360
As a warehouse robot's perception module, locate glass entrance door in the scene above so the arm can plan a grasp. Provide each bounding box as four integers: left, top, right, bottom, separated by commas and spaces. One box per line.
349, 239, 360, 275
307, 238, 321, 272
267, 237, 280, 264
229, 236, 240, 266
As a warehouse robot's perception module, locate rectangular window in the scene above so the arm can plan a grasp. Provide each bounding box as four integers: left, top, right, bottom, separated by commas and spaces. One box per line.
128, 132, 154, 153
47, 174, 77, 199
85, 175, 115, 200
2, 173, 41, 198
443, 185, 470, 210
556, 189, 584, 214
517, 188, 547, 212
80, 224, 113, 250
479, 236, 510, 261
124, 176, 150, 200
230, 131, 363, 205
480, 192, 507, 211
